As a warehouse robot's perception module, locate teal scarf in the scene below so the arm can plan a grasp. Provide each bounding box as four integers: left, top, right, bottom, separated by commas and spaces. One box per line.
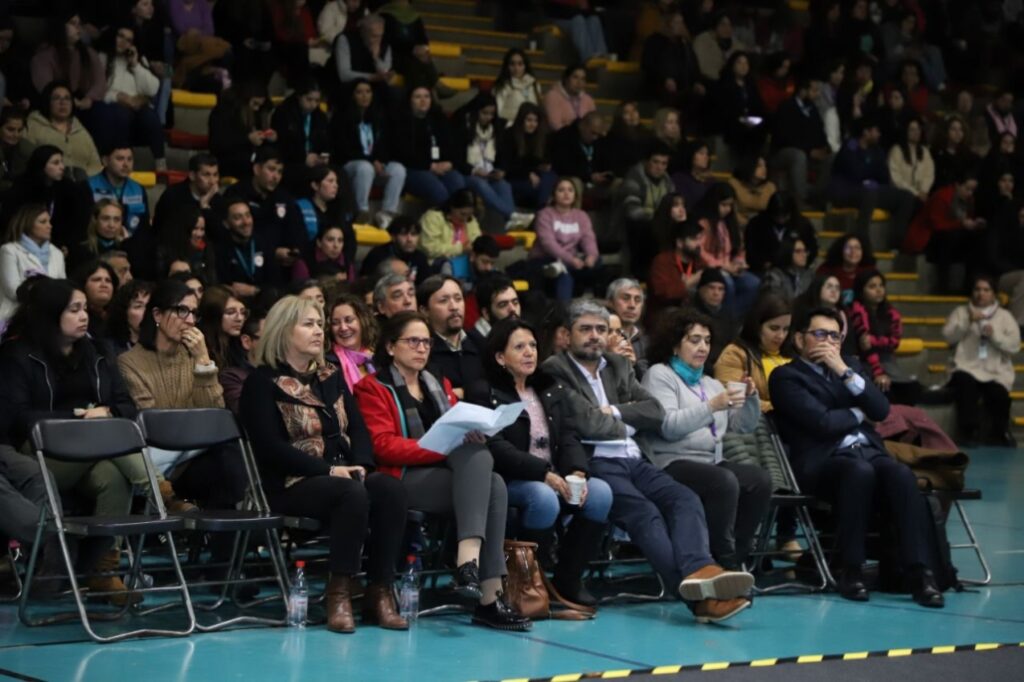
669, 356, 704, 386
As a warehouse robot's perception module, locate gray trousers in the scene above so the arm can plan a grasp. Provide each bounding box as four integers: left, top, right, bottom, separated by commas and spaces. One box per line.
402, 443, 509, 580
0, 445, 48, 543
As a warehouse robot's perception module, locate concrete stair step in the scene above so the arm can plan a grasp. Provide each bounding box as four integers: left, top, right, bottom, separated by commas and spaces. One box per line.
426, 24, 528, 50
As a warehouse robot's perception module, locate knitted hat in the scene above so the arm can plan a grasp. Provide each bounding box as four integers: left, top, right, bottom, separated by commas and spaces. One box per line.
698, 268, 727, 288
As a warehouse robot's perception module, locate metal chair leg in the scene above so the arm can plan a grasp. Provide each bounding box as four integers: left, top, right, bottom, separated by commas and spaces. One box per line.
952, 500, 992, 586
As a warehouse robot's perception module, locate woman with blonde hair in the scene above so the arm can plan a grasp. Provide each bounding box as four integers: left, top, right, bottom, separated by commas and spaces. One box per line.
68, 199, 127, 269
0, 203, 66, 328
240, 295, 409, 633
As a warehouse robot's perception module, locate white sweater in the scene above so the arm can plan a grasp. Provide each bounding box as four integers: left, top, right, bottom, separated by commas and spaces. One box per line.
0, 241, 66, 324
495, 75, 540, 125
101, 54, 160, 102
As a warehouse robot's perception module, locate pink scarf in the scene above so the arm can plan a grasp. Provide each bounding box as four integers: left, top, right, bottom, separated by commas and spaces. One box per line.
334, 344, 374, 392
987, 103, 1018, 138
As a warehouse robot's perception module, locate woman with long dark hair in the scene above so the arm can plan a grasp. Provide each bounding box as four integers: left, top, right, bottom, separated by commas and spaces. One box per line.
713, 293, 794, 412
693, 182, 760, 317
207, 80, 277, 179
493, 48, 541, 124
394, 86, 466, 206
107, 278, 153, 354
197, 284, 247, 370
158, 201, 218, 285
816, 232, 875, 301
470, 318, 612, 607
0, 145, 92, 249
887, 116, 934, 204
716, 51, 767, 159
761, 238, 813, 302
744, 191, 817, 274
71, 259, 118, 339
848, 269, 919, 404
670, 138, 714, 210
498, 102, 556, 210
455, 92, 524, 228
29, 13, 106, 130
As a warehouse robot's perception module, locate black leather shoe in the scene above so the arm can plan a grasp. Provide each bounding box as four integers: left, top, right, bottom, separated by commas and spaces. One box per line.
452, 561, 482, 600
838, 570, 869, 602
471, 594, 532, 631
912, 569, 945, 609
551, 575, 598, 608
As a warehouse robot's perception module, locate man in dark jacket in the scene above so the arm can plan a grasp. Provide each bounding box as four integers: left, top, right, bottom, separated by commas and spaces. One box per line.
770, 76, 832, 209
153, 153, 226, 241
418, 274, 484, 398
549, 112, 615, 192
693, 268, 738, 365
360, 215, 431, 284
216, 196, 281, 298
770, 306, 945, 608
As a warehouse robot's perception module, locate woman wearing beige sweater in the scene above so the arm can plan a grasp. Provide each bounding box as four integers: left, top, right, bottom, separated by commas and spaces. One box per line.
942, 274, 1020, 446
118, 279, 248, 509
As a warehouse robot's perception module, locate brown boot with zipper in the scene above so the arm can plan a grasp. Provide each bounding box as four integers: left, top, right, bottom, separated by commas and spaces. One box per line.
362, 582, 409, 630
158, 479, 197, 514
325, 574, 356, 633
85, 549, 143, 606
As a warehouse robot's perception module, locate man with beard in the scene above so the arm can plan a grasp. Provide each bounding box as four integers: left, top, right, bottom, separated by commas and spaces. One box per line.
606, 277, 650, 379
543, 299, 755, 623
419, 274, 484, 399
468, 273, 521, 348
648, 221, 705, 314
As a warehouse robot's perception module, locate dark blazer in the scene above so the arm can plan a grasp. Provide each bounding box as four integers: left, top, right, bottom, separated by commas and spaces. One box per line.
548, 122, 614, 181
426, 332, 485, 392
768, 357, 890, 488
239, 364, 374, 495
0, 338, 138, 447
465, 371, 589, 481
270, 94, 331, 166
542, 351, 665, 451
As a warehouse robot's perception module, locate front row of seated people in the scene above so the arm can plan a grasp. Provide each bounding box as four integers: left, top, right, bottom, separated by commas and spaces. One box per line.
0, 280, 954, 631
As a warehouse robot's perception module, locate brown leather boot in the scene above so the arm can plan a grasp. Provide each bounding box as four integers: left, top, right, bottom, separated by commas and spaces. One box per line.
325, 574, 356, 633
158, 480, 197, 514
86, 549, 142, 606
362, 582, 409, 630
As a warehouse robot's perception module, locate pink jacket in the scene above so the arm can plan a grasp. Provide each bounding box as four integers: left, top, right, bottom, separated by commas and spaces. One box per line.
698, 218, 744, 268
543, 84, 596, 132
530, 207, 598, 264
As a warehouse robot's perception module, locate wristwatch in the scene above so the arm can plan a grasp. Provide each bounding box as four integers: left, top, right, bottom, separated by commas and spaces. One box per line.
839, 368, 856, 382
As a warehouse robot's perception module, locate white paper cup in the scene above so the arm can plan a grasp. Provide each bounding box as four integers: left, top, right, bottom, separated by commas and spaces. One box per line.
566, 475, 586, 506
727, 381, 747, 401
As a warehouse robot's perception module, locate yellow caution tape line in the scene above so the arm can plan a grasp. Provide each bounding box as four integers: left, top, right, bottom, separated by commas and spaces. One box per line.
482, 642, 1023, 682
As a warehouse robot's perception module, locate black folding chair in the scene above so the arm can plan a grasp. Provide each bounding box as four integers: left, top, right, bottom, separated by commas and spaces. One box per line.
19, 418, 195, 642
136, 409, 289, 630
749, 416, 836, 593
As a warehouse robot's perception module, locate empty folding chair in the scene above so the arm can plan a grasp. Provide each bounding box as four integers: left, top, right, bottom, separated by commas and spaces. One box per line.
136, 408, 289, 630
19, 418, 195, 643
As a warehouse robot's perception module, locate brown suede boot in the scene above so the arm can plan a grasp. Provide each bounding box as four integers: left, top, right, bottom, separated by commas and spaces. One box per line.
325, 574, 356, 633
362, 582, 409, 630
158, 480, 197, 514
86, 549, 142, 606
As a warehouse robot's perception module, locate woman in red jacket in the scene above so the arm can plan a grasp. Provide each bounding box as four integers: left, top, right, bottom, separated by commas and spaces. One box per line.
354, 311, 530, 632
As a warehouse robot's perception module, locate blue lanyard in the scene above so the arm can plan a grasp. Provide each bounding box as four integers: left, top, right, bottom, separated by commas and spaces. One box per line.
358, 122, 374, 156
303, 114, 312, 154
234, 240, 256, 279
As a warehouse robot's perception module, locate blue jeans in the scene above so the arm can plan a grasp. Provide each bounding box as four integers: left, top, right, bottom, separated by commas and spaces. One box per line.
82, 101, 166, 160
722, 270, 760, 319
404, 168, 466, 206
554, 15, 608, 62
466, 174, 516, 219
506, 477, 613, 529
510, 171, 558, 210
344, 160, 407, 213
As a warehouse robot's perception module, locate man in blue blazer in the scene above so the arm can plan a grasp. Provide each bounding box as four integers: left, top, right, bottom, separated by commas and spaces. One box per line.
769, 307, 944, 607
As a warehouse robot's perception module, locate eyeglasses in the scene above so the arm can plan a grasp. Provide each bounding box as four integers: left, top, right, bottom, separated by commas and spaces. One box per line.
803, 329, 842, 342
397, 337, 431, 350
169, 305, 201, 322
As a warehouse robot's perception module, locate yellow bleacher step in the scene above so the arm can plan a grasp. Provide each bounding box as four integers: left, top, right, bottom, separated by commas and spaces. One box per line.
513, 280, 529, 292
465, 56, 566, 71
903, 317, 947, 325
1012, 391, 1024, 400
895, 338, 924, 356
392, 74, 471, 91
130, 171, 156, 188
429, 42, 462, 58
425, 24, 528, 40
452, 42, 543, 57
887, 272, 919, 282
420, 11, 492, 25
930, 364, 1024, 373
889, 294, 968, 304
354, 224, 390, 246
506, 230, 536, 250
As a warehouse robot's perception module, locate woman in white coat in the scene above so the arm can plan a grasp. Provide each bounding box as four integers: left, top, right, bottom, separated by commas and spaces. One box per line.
0, 204, 66, 330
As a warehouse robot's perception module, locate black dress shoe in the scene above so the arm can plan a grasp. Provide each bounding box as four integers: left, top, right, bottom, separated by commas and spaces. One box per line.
452, 561, 482, 600
550, 575, 598, 608
838, 570, 869, 602
912, 569, 945, 609
471, 593, 532, 631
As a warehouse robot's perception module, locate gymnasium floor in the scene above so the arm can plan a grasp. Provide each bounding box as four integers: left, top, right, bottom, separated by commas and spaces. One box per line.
1, 446, 1022, 682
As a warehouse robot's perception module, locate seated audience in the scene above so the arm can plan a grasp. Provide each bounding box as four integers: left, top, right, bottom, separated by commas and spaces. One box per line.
693, 183, 759, 318
931, 115, 975, 192
293, 224, 354, 284
1, 145, 92, 249
887, 116, 934, 205
219, 309, 265, 415
419, 189, 482, 277
716, 52, 767, 159
419, 274, 484, 398
0, 204, 65, 329
332, 14, 395, 102
394, 86, 466, 206
499, 103, 557, 211
68, 200, 130, 271
744, 191, 817, 275
153, 154, 225, 240
165, 0, 231, 90
215, 197, 280, 300
642, 308, 771, 570
360, 216, 430, 285
548, 112, 613, 196
543, 0, 608, 62
728, 155, 776, 229
619, 144, 675, 278
207, 81, 276, 180
106, 279, 153, 355
529, 178, 601, 302
761, 238, 813, 302
468, 273, 520, 346
354, 311, 530, 631
641, 9, 702, 112
942, 275, 1020, 447
197, 285, 247, 371
271, 78, 331, 194
241, 295, 409, 633
693, 12, 745, 83
671, 139, 714, 210
157, 202, 218, 287
379, 0, 442, 92
770, 306, 946, 608
87, 146, 149, 237
456, 94, 527, 228
373, 273, 417, 319
471, 318, 612, 606
327, 293, 378, 392
848, 270, 919, 405
543, 64, 596, 133
770, 76, 831, 209
543, 299, 754, 624
493, 48, 541, 125
0, 109, 33, 190
648, 221, 704, 314
714, 293, 793, 412
604, 101, 655, 178
692, 268, 737, 368
607, 278, 650, 379
815, 233, 874, 303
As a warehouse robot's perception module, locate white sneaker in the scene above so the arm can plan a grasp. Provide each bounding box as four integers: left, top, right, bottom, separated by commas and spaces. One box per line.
542, 261, 567, 278
505, 212, 535, 230
375, 211, 395, 230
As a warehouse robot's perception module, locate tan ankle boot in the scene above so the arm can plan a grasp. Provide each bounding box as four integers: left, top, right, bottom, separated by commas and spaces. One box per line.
325, 574, 356, 633
86, 549, 142, 606
158, 480, 197, 514
362, 582, 408, 630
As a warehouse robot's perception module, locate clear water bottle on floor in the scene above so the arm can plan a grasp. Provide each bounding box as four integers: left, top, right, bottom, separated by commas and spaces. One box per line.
398, 555, 419, 624
287, 560, 308, 628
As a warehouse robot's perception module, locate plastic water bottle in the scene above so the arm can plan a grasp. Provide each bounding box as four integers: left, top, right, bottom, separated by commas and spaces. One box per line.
398, 555, 419, 624
287, 561, 308, 628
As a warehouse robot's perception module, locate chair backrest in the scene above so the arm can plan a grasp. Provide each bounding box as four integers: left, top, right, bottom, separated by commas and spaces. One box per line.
137, 409, 242, 450
32, 419, 147, 462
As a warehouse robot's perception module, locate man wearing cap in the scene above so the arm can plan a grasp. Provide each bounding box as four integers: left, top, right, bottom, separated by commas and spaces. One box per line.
694, 268, 737, 368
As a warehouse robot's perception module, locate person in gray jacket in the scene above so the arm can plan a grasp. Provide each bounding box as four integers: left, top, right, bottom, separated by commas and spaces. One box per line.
543, 298, 754, 624
619, 144, 676, 278
641, 308, 772, 569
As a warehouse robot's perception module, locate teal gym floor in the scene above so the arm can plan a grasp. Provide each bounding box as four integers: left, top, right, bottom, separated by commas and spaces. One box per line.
1, 447, 1022, 682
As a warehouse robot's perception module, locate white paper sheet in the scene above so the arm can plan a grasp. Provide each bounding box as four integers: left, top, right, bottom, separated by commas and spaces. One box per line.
418, 401, 525, 454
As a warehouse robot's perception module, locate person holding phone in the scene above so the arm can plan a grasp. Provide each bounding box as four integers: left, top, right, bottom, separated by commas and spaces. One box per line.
241, 295, 409, 633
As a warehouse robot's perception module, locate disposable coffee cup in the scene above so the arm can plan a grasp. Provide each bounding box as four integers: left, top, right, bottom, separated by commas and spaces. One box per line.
566, 475, 586, 506
727, 381, 747, 401
528, 39, 538, 52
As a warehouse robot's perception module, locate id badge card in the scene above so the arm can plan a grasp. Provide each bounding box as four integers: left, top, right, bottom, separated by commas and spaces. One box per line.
430, 145, 441, 161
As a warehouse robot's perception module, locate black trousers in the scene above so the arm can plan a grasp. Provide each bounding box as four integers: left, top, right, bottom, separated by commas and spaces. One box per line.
949, 370, 1011, 440
268, 473, 407, 580
809, 445, 930, 569
172, 442, 248, 510
664, 459, 773, 568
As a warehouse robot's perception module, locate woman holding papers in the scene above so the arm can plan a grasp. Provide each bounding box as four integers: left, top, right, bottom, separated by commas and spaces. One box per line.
354, 311, 531, 632
240, 296, 409, 634
469, 318, 612, 609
